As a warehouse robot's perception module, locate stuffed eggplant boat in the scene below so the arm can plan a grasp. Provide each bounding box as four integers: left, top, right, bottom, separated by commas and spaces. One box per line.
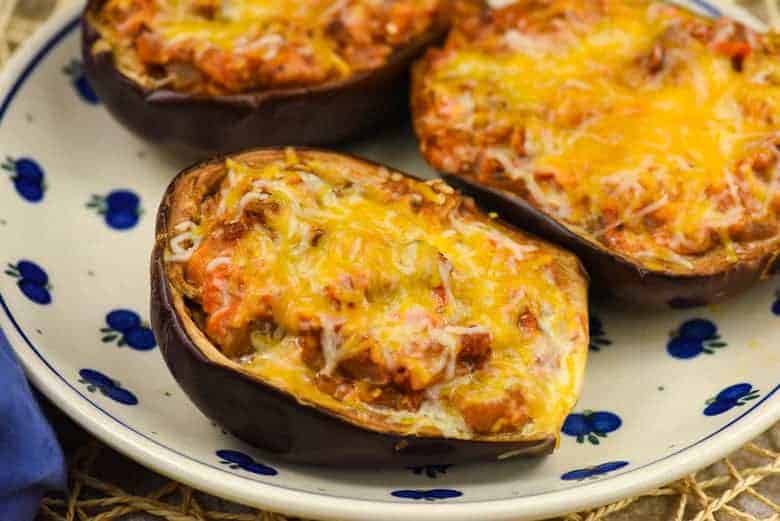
151, 148, 589, 465
412, 0, 780, 307
82, 0, 448, 153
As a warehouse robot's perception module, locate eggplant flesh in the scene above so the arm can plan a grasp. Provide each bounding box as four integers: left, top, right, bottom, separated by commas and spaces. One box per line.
81, 0, 447, 155
150, 148, 589, 465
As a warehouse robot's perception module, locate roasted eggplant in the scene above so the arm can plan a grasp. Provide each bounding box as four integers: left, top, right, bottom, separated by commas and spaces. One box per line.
82, 0, 448, 154
412, 0, 780, 308
150, 148, 589, 465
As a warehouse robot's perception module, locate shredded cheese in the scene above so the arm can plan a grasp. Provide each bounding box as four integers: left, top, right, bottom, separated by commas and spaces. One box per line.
168, 153, 588, 439
93, 0, 445, 95
206, 256, 232, 272
167, 230, 202, 262
415, 0, 780, 274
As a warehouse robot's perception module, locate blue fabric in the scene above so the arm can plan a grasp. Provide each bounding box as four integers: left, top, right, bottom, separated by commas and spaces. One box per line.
0, 327, 66, 520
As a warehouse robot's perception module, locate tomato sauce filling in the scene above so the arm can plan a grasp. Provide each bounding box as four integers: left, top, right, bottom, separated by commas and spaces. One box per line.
165, 151, 588, 437
413, 0, 780, 274
90, 0, 445, 94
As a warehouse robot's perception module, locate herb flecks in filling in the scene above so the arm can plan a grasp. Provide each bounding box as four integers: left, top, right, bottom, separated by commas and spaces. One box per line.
165, 151, 588, 439
413, 0, 780, 274
91, 0, 445, 95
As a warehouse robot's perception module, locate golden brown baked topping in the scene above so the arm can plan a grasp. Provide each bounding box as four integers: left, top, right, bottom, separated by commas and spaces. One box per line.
413, 0, 780, 274
91, 0, 446, 94
164, 150, 588, 438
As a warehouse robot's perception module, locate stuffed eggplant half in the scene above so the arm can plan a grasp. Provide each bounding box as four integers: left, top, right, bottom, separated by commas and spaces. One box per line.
82, 0, 447, 153
151, 148, 589, 465
412, 0, 780, 307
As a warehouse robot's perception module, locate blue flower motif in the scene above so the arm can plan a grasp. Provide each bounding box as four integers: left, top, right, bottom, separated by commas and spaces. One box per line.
63, 60, 99, 104
588, 316, 612, 351
391, 489, 463, 501
562, 410, 622, 445
101, 309, 156, 350
772, 290, 780, 316
216, 450, 278, 476
704, 383, 760, 416
5, 260, 51, 304
407, 464, 452, 479
78, 368, 138, 405
2, 156, 45, 202
561, 461, 629, 481
86, 190, 142, 230
667, 318, 726, 359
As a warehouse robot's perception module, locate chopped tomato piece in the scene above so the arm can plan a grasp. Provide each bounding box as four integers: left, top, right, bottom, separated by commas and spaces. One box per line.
713, 40, 752, 58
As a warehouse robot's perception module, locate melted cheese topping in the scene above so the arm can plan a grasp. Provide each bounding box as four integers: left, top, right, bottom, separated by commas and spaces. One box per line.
91, 0, 443, 94
413, 0, 780, 274
166, 151, 588, 439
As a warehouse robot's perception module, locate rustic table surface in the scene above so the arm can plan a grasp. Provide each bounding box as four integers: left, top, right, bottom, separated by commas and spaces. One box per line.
35, 399, 780, 521
1, 0, 778, 520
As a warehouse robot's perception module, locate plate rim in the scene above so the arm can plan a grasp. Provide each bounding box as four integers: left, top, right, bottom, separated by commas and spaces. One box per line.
1, 4, 779, 520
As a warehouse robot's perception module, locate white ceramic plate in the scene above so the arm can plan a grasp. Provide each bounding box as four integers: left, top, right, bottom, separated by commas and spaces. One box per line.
1, 3, 778, 520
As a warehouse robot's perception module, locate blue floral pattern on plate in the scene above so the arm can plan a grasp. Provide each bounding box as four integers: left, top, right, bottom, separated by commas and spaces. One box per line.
588, 316, 611, 352
407, 464, 452, 479
391, 489, 463, 501
772, 291, 780, 315
86, 190, 142, 230
562, 410, 622, 445
216, 450, 278, 476
704, 383, 760, 416
5, 260, 51, 304
102, 309, 156, 350
63, 59, 99, 104
0, 7, 777, 515
78, 368, 138, 405
667, 319, 726, 359
561, 461, 629, 481
2, 156, 45, 202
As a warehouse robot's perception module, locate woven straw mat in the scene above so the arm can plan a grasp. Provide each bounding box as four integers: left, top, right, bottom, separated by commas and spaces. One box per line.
0, 0, 777, 519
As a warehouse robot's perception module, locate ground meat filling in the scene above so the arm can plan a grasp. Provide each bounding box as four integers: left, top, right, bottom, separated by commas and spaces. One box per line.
186, 217, 497, 424
93, 0, 445, 95
413, 0, 780, 274
167, 153, 587, 436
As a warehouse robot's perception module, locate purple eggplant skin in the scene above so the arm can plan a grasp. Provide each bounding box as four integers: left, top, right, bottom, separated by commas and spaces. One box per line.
444, 174, 780, 309
81, 0, 448, 157
149, 152, 558, 466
